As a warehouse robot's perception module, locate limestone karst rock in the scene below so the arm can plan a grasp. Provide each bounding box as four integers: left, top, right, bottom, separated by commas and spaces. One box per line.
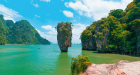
57, 22, 72, 52
81, 27, 96, 50
94, 19, 109, 52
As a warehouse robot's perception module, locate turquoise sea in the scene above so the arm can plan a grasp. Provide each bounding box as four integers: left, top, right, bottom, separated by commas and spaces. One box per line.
0, 44, 82, 75
0, 44, 140, 75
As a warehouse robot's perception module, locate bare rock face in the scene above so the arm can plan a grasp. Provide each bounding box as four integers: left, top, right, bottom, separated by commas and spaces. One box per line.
80, 18, 109, 52
57, 22, 72, 52
81, 25, 97, 51
82, 60, 140, 75
81, 31, 96, 50
94, 19, 109, 53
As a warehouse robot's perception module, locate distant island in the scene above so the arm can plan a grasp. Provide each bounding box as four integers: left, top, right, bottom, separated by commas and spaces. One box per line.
0, 15, 50, 45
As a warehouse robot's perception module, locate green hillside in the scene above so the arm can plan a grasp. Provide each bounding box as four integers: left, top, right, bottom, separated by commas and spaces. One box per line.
0, 15, 50, 45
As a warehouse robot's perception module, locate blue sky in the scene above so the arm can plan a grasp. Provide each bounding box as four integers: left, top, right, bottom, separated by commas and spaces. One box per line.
0, 0, 133, 44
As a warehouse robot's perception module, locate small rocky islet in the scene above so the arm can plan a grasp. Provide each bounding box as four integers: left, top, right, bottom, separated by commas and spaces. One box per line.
56, 22, 72, 52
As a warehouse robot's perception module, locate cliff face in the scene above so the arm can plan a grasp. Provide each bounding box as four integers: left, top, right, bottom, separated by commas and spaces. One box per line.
57, 22, 72, 52
81, 29, 96, 50
0, 15, 7, 45
81, 19, 109, 52
94, 19, 109, 52
80, 0, 140, 55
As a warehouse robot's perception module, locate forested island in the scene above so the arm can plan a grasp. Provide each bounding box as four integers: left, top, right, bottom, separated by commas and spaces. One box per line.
80, 0, 140, 56
0, 15, 50, 45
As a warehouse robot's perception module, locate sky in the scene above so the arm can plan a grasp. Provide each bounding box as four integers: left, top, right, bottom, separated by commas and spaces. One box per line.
0, 0, 133, 44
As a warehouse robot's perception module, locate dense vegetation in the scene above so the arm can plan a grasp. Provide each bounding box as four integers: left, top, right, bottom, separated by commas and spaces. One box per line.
70, 55, 91, 75
57, 21, 73, 39
0, 15, 50, 45
80, 0, 140, 55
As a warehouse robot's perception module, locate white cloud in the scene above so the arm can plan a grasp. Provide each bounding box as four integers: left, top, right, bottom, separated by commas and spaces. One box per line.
4, 17, 15, 23
0, 4, 22, 22
35, 15, 40, 18
42, 25, 52, 30
63, 10, 73, 18
38, 23, 88, 44
72, 23, 89, 44
33, 4, 39, 8
64, 2, 69, 7
79, 11, 83, 15
62, 0, 64, 1
65, 0, 133, 21
41, 25, 57, 35
40, 0, 50, 2
37, 25, 57, 43
36, 29, 57, 43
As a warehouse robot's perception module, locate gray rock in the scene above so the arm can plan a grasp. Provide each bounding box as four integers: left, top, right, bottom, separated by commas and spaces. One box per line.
95, 20, 109, 53
81, 31, 96, 50
57, 22, 72, 52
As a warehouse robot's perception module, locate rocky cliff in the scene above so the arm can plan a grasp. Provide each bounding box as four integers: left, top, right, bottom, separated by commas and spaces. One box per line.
0, 15, 7, 44
57, 22, 72, 52
80, 0, 140, 55
80, 19, 109, 52
94, 18, 109, 52
81, 27, 96, 50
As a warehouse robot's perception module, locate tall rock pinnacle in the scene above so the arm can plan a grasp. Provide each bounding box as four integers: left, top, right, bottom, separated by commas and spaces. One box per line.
57, 22, 72, 52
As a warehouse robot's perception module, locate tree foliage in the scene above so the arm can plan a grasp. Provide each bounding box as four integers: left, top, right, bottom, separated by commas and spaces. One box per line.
80, 0, 140, 54
0, 15, 50, 45
70, 55, 91, 75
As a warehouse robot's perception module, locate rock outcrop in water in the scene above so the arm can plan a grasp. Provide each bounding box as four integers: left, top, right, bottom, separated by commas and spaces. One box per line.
81, 26, 96, 50
94, 19, 109, 52
80, 0, 140, 55
57, 22, 72, 52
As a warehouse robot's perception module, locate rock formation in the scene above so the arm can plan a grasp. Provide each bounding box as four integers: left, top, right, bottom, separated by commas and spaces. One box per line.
57, 22, 72, 52
82, 60, 140, 75
81, 27, 96, 50
81, 19, 109, 52
94, 19, 109, 52
80, 0, 140, 55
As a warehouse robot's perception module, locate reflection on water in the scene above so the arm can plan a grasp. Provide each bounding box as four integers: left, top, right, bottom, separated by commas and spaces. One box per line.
0, 45, 139, 75
54, 53, 70, 75
0, 44, 82, 75
54, 44, 82, 75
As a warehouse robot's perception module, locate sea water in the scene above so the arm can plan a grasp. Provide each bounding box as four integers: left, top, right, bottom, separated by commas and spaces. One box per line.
0, 44, 140, 75
0, 44, 82, 75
